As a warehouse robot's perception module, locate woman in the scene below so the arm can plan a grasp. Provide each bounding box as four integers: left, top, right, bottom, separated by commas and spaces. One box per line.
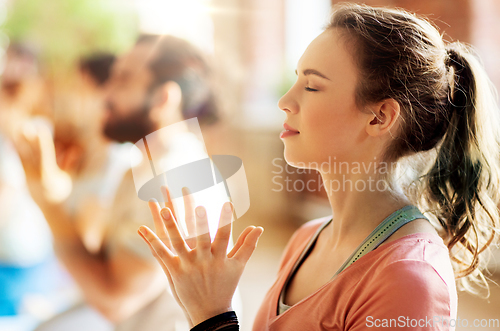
138, 3, 500, 330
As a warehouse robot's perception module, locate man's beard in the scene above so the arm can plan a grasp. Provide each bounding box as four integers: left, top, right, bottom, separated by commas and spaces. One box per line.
103, 99, 157, 144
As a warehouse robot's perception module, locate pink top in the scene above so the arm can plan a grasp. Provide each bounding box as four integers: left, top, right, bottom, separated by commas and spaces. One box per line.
252, 217, 458, 330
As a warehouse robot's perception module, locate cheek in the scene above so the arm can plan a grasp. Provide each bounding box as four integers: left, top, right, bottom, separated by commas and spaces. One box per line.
303, 102, 353, 141
303, 101, 363, 157
109, 87, 146, 116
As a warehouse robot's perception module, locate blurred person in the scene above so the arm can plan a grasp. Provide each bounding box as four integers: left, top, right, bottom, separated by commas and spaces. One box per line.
139, 4, 500, 331
17, 52, 130, 331
0, 43, 51, 137
54, 53, 117, 176
16, 35, 231, 331
0, 43, 70, 326
53, 53, 131, 253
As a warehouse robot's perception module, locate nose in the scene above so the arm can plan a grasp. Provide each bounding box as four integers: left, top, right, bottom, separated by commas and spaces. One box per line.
278, 86, 298, 114
103, 80, 117, 104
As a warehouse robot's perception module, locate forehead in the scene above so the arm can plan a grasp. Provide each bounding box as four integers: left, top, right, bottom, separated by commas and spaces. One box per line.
112, 42, 156, 80
298, 28, 358, 79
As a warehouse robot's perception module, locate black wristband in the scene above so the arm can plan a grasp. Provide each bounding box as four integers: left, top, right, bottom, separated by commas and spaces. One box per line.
190, 311, 239, 331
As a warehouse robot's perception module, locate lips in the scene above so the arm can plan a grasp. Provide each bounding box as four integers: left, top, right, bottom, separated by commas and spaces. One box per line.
283, 123, 299, 133
280, 123, 300, 139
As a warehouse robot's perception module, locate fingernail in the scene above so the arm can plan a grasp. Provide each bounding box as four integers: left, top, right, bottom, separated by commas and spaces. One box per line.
161, 209, 171, 220
224, 203, 232, 213
139, 227, 147, 236
196, 207, 206, 218
149, 198, 158, 203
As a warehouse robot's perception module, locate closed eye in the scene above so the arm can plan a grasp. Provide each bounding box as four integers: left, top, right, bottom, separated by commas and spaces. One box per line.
305, 87, 318, 92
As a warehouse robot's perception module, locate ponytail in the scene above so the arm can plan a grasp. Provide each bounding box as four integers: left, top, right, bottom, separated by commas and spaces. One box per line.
329, 3, 500, 295
423, 42, 500, 294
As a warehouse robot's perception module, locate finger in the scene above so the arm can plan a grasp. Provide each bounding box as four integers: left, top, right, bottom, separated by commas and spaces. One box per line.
138, 226, 176, 266
26, 126, 43, 161
162, 186, 192, 240
19, 128, 40, 166
212, 202, 233, 256
37, 124, 58, 170
227, 226, 255, 258
19, 134, 41, 176
182, 187, 196, 239
161, 207, 191, 256
161, 185, 177, 220
231, 227, 264, 264
195, 206, 211, 253
139, 228, 173, 276
148, 198, 172, 249
13, 135, 32, 170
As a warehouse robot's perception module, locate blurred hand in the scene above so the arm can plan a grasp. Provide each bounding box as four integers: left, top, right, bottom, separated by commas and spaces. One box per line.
139, 188, 263, 327
14, 121, 72, 204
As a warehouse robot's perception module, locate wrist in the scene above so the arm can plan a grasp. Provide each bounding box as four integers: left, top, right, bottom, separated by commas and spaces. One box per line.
190, 311, 238, 331
190, 306, 233, 327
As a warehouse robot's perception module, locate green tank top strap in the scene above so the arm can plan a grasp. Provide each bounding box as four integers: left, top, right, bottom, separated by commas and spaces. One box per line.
333, 205, 428, 277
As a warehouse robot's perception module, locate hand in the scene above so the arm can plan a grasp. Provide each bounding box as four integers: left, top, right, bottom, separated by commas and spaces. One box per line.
139, 197, 263, 327
13, 121, 72, 204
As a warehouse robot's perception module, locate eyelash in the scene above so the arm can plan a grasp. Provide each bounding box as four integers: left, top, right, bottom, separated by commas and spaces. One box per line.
305, 87, 318, 92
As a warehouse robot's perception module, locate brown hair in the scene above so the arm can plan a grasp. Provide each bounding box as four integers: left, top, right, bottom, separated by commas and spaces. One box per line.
79, 52, 116, 86
328, 3, 500, 294
136, 34, 219, 125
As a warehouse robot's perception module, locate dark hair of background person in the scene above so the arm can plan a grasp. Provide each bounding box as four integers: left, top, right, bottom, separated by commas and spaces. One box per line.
79, 53, 116, 87
329, 3, 500, 295
136, 34, 219, 125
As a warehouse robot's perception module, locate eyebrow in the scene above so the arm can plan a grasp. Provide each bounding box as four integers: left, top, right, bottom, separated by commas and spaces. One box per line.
295, 68, 331, 81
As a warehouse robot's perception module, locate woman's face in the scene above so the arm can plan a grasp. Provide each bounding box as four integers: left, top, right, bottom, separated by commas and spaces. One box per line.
279, 28, 370, 169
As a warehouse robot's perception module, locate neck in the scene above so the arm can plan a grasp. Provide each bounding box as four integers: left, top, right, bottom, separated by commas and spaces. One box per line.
319, 160, 411, 250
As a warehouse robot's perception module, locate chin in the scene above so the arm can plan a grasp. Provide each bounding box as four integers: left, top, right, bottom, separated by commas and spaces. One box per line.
283, 150, 313, 170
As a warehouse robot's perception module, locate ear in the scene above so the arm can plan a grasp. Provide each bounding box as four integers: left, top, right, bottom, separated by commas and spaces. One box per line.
151, 80, 182, 110
149, 80, 183, 125
365, 99, 400, 137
